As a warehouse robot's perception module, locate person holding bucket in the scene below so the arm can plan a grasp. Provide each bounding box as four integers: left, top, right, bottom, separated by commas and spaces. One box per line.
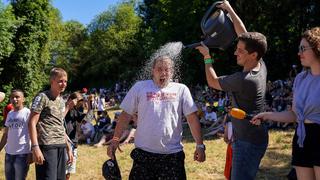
196, 1, 268, 179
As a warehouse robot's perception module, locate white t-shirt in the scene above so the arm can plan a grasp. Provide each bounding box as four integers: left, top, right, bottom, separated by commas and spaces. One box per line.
97, 97, 105, 111
4, 107, 31, 155
81, 122, 95, 137
205, 111, 217, 122
120, 80, 197, 154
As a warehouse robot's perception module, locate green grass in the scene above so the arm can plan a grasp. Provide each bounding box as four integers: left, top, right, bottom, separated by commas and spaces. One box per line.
0, 129, 294, 180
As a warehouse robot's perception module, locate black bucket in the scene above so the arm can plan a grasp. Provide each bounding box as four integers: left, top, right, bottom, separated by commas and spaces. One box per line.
184, 1, 237, 50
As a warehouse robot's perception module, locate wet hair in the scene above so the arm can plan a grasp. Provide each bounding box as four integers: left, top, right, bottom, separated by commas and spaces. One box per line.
238, 32, 267, 60
152, 56, 174, 69
302, 27, 320, 58
50, 67, 67, 81
151, 56, 174, 78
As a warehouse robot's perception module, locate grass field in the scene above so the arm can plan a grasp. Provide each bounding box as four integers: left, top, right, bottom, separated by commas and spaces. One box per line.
0, 127, 294, 180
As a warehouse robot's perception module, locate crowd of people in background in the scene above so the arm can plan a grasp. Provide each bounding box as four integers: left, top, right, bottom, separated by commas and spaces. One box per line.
61, 75, 297, 148
0, 16, 311, 179
0, 73, 298, 179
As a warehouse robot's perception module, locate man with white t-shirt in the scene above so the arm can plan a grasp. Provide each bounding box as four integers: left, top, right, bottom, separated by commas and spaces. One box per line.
107, 56, 205, 179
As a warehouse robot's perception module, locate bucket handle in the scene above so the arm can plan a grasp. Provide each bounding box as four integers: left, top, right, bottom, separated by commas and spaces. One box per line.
200, 1, 224, 36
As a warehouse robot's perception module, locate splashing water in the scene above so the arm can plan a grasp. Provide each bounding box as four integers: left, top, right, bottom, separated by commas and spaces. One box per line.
136, 41, 184, 82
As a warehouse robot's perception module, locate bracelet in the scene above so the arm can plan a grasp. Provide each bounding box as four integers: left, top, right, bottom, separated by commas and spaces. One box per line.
112, 137, 120, 142
204, 58, 214, 64
31, 144, 39, 149
196, 144, 206, 150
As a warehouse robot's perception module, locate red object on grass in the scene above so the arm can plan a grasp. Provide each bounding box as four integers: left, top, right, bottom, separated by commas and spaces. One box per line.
224, 143, 232, 180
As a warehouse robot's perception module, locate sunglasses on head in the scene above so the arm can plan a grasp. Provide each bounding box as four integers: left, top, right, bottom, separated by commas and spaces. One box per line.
298, 45, 313, 53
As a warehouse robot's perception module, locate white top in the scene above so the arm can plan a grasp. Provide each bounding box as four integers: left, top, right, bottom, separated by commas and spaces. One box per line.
81, 122, 95, 136
120, 80, 197, 154
5, 107, 31, 155
97, 97, 105, 111
205, 112, 217, 121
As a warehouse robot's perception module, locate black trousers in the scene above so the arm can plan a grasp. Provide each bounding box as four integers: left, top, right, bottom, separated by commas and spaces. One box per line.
129, 148, 186, 180
35, 145, 66, 180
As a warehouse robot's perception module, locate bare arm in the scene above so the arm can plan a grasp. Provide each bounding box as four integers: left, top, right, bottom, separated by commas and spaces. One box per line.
186, 112, 206, 162
65, 133, 73, 164
196, 45, 222, 90
29, 112, 40, 148
28, 111, 45, 165
64, 99, 76, 117
0, 127, 8, 152
121, 128, 136, 145
217, 1, 247, 36
251, 110, 297, 126
186, 112, 203, 145
107, 111, 132, 160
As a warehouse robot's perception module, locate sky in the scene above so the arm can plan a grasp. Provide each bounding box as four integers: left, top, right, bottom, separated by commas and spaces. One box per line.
52, 0, 120, 25
1, 0, 120, 25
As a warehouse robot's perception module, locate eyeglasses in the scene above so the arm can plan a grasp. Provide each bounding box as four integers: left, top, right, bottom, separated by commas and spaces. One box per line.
298, 45, 313, 53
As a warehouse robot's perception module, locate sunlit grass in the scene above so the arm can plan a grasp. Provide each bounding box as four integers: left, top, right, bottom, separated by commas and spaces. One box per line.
0, 128, 294, 180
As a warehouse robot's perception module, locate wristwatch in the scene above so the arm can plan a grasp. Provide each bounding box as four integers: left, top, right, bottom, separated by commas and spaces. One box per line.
196, 144, 206, 150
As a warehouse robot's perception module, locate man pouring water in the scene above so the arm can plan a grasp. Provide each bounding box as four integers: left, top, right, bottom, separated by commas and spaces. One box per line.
196, 1, 268, 180
107, 44, 205, 179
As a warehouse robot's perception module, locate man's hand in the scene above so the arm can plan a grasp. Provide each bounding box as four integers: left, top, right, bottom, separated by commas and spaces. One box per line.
32, 146, 45, 165
67, 148, 74, 164
216, 0, 233, 14
196, 42, 210, 58
194, 148, 206, 162
66, 98, 77, 110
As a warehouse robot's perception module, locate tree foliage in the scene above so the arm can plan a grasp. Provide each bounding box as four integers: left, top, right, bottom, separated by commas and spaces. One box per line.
0, 3, 18, 75
0, 0, 319, 101
73, 1, 143, 88
138, 0, 320, 83
0, 0, 52, 102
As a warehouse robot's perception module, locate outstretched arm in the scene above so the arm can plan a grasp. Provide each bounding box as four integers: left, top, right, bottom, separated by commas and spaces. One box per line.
251, 111, 297, 125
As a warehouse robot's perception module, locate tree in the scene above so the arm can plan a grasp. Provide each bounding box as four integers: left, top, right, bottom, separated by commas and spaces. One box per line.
49, 17, 87, 89
0, 3, 18, 76
0, 0, 52, 102
75, 1, 143, 87
138, 0, 320, 83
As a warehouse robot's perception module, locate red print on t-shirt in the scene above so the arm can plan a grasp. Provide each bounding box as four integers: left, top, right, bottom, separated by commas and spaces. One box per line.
146, 92, 177, 102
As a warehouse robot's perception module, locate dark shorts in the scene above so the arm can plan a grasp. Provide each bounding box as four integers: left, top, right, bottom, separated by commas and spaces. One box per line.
35, 144, 67, 180
292, 123, 320, 167
129, 148, 186, 180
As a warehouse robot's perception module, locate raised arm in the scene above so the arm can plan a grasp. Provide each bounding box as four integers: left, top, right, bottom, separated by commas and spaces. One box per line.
217, 0, 247, 36
196, 43, 222, 90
